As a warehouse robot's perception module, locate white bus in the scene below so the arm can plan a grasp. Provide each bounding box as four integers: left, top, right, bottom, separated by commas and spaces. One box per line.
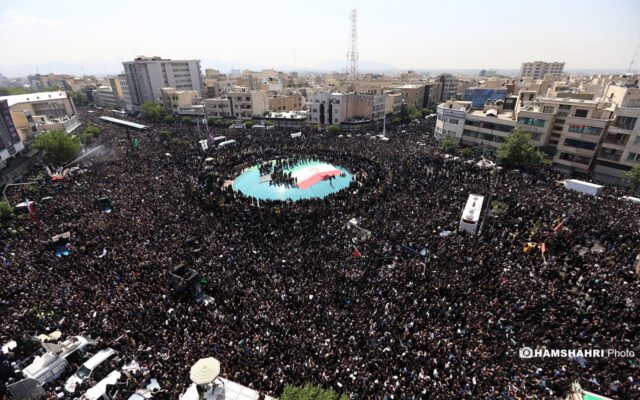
459, 194, 484, 234
212, 136, 226, 143
218, 139, 236, 148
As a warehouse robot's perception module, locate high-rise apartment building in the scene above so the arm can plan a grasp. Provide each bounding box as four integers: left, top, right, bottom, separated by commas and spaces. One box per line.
122, 56, 203, 113
438, 74, 458, 101
520, 61, 565, 80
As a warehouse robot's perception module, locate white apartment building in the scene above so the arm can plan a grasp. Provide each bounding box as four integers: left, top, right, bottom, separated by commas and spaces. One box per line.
520, 61, 565, 80
435, 101, 471, 140
122, 56, 203, 113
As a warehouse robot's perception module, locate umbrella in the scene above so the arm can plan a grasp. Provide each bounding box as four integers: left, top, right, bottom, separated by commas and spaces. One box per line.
190, 357, 220, 384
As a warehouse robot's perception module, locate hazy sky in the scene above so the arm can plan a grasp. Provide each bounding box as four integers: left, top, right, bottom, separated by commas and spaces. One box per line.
1, 0, 639, 76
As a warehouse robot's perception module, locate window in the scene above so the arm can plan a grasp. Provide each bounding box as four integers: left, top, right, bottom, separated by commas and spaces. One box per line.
634, 136, 640, 145
614, 116, 637, 130
449, 118, 459, 124
604, 133, 630, 146
437, 114, 443, 121
574, 109, 589, 118
465, 119, 513, 132
563, 138, 596, 150
518, 117, 546, 127
568, 124, 602, 135
599, 147, 622, 161
543, 106, 555, 114
628, 152, 640, 162
626, 100, 640, 108
559, 152, 591, 165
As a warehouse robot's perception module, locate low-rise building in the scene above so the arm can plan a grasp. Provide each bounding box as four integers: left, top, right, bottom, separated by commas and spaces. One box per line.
385, 92, 403, 116
464, 87, 508, 109
93, 86, 119, 109
227, 89, 268, 119
262, 110, 308, 128
204, 89, 268, 119
395, 84, 426, 109
269, 94, 304, 112
160, 87, 201, 115
204, 98, 232, 119
307, 92, 386, 127
0, 91, 81, 134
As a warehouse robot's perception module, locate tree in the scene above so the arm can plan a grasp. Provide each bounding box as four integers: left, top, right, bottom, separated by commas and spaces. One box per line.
68, 90, 89, 106
34, 129, 81, 165
79, 123, 101, 145
496, 128, 543, 170
83, 124, 101, 137
460, 147, 474, 158
328, 124, 340, 133
624, 164, 640, 192
392, 116, 402, 124
0, 201, 13, 222
280, 384, 348, 400
44, 85, 61, 92
140, 101, 164, 120
164, 115, 176, 124
206, 117, 217, 126
181, 116, 192, 124
264, 120, 273, 127
0, 87, 27, 96
442, 136, 458, 154
245, 120, 256, 128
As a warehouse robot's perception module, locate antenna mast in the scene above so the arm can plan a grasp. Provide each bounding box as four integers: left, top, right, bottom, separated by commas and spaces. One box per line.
347, 9, 359, 82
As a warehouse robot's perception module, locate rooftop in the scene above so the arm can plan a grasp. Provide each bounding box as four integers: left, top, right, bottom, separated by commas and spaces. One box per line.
468, 109, 515, 121
0, 91, 68, 107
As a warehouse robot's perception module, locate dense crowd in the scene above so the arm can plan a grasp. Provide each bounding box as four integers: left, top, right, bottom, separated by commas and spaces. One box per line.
1, 112, 639, 399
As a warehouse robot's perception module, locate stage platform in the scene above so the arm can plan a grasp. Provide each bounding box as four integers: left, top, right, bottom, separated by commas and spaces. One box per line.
232, 160, 353, 201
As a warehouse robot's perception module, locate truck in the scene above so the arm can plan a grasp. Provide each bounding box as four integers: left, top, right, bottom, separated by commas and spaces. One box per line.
564, 179, 603, 197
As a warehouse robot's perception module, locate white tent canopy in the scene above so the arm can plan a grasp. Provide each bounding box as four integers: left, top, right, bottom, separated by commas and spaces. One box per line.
189, 357, 220, 384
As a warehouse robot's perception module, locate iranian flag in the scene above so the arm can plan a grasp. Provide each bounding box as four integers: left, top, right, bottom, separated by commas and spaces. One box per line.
292, 162, 343, 190
25, 198, 40, 225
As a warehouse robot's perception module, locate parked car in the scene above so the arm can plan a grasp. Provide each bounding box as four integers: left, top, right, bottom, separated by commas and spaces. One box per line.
64, 348, 119, 393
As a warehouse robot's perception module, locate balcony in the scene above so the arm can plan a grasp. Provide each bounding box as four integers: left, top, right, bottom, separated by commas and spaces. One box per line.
599, 148, 623, 162
612, 123, 636, 131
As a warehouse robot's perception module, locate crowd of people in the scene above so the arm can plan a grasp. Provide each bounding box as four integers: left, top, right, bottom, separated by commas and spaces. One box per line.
1, 111, 639, 399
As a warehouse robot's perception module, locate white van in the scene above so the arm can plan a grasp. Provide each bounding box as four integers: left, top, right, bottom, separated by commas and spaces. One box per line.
64, 348, 118, 393
79, 370, 122, 400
